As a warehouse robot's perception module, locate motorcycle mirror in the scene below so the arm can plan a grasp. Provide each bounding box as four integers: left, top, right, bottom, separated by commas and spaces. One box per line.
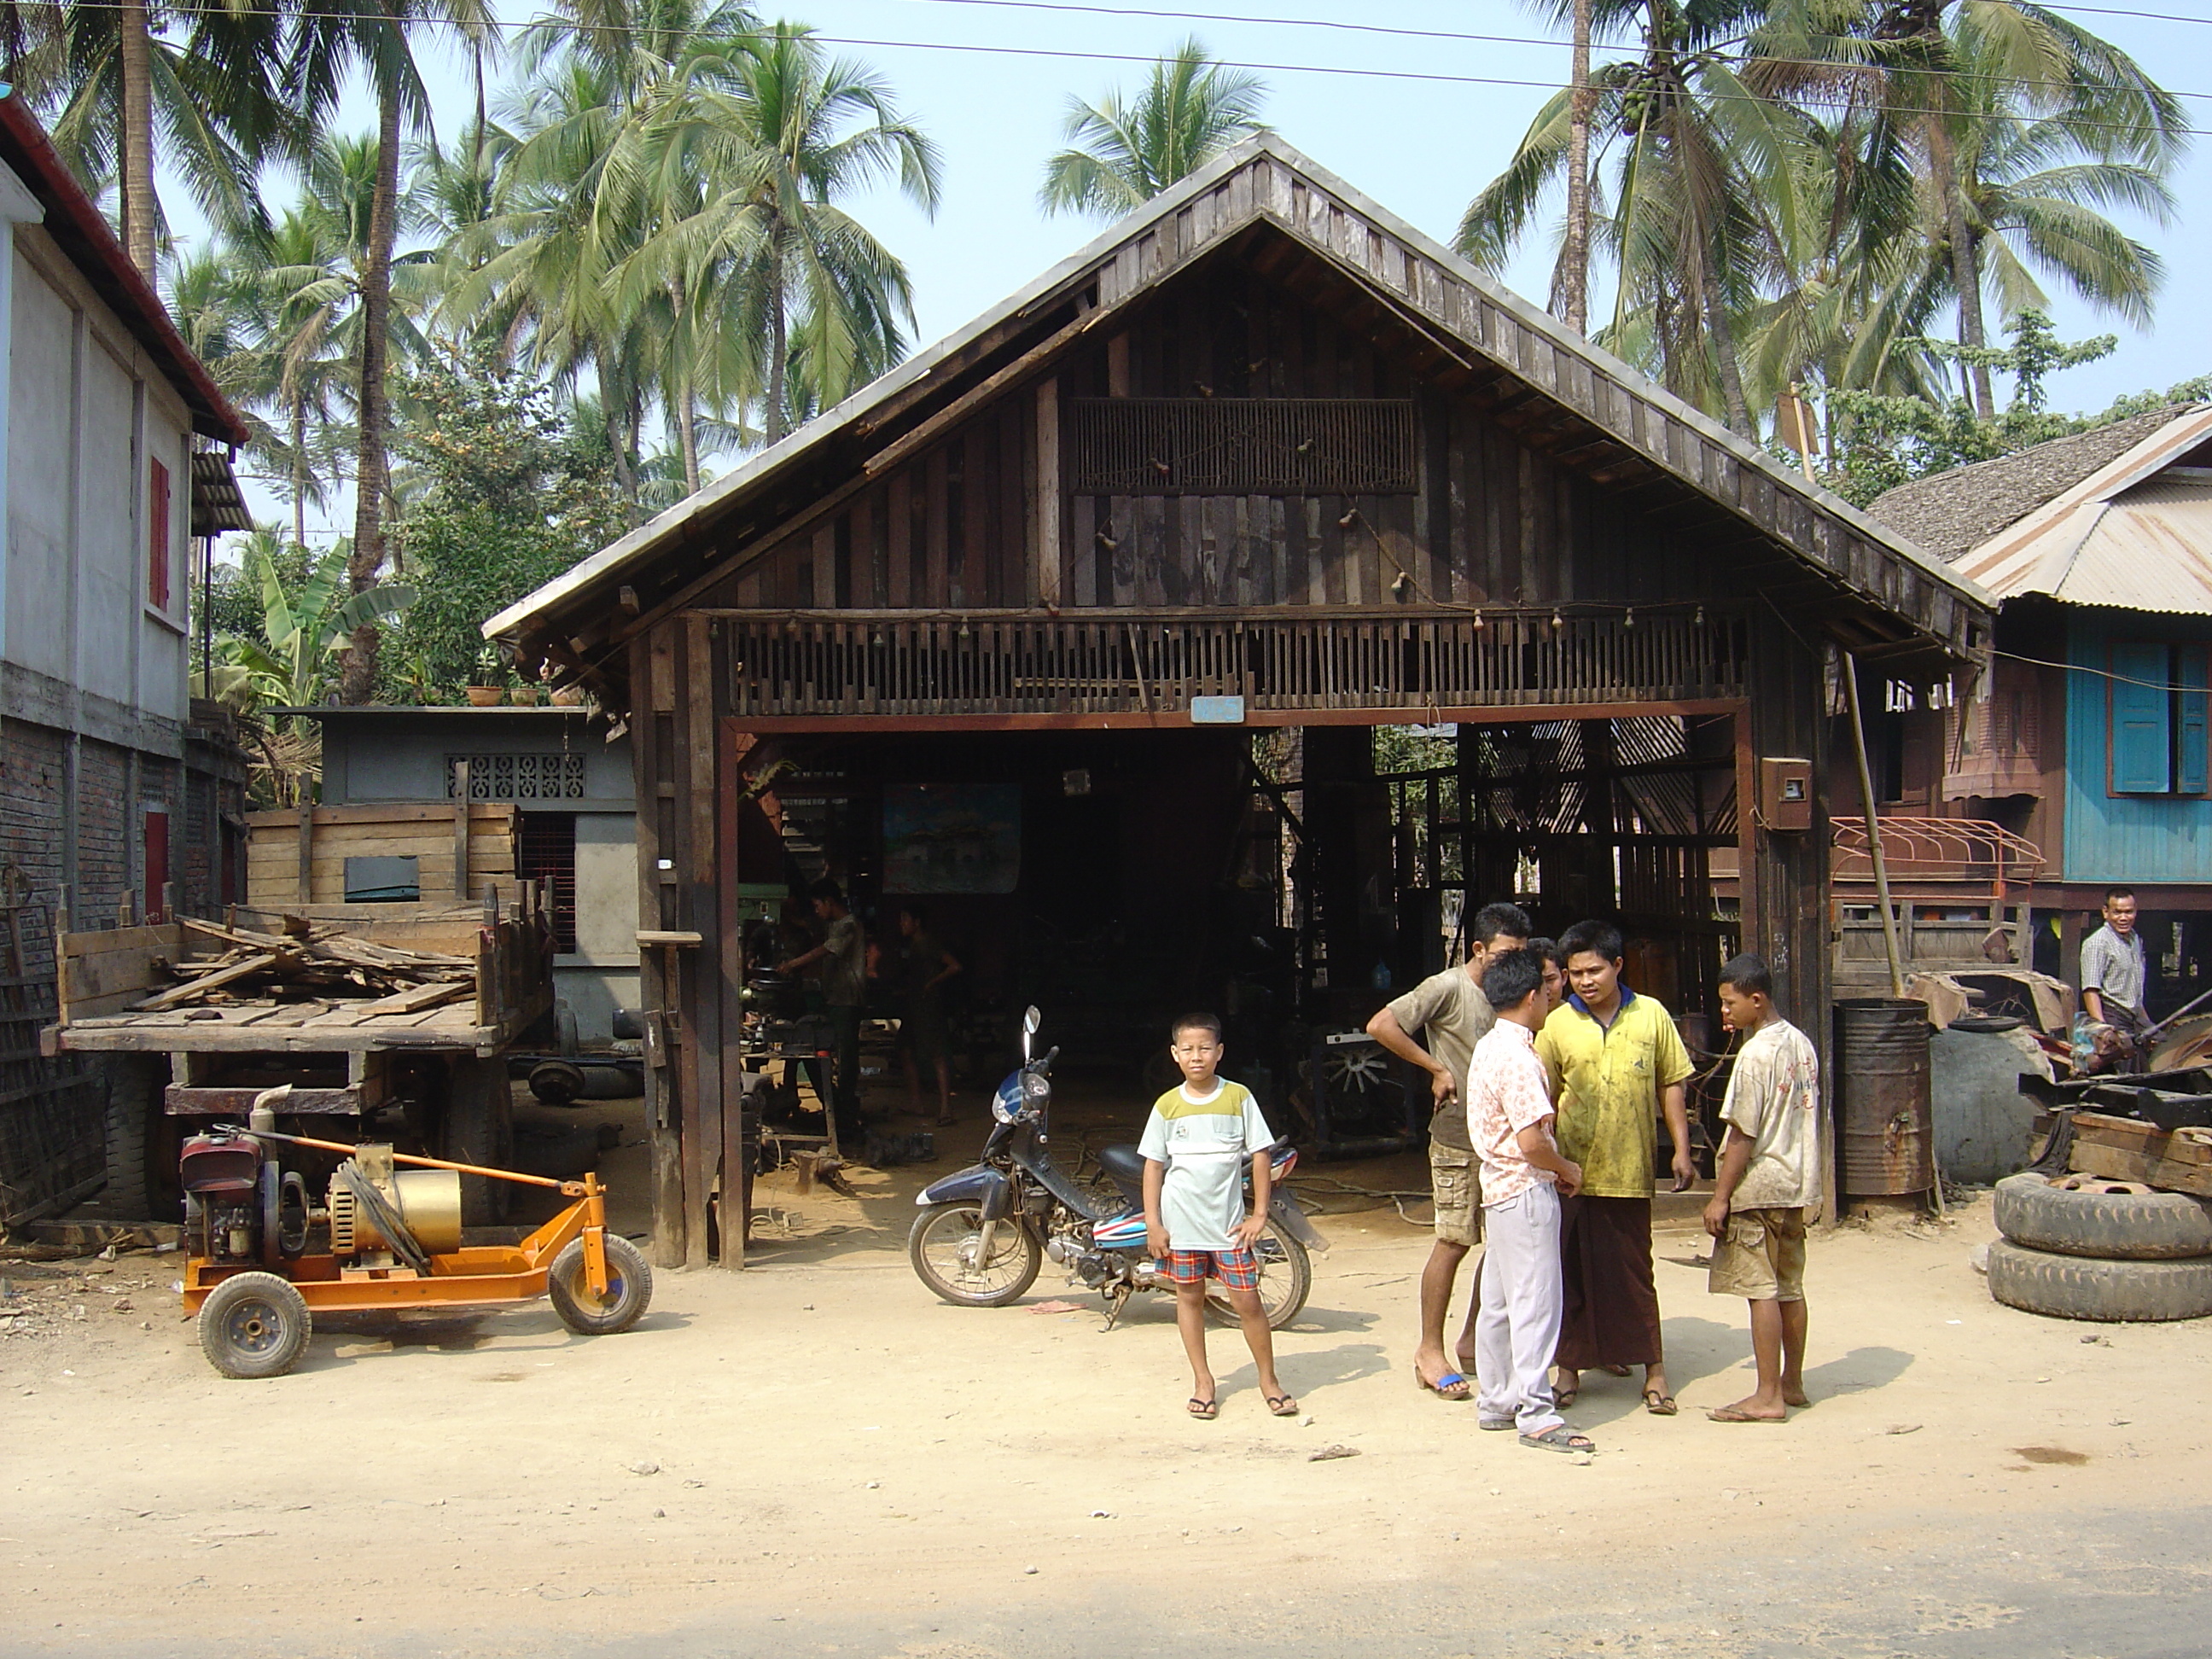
1022, 1005, 1041, 1037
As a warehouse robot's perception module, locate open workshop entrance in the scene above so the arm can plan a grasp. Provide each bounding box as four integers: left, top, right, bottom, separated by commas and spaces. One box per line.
721, 707, 1746, 1260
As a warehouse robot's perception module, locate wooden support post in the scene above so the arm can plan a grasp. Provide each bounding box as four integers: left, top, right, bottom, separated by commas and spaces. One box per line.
1842, 652, 1906, 999
1035, 377, 1062, 606
295, 801, 315, 907
451, 760, 471, 902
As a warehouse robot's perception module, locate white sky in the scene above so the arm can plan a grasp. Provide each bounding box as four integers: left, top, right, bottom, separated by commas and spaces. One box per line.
161, 0, 2212, 540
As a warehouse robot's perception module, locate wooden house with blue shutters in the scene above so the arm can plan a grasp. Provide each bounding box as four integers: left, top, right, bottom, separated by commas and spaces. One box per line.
488, 136, 1993, 1266
1868, 404, 2212, 1009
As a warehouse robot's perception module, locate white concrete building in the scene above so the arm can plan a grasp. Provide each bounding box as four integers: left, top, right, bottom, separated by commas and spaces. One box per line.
0, 94, 252, 923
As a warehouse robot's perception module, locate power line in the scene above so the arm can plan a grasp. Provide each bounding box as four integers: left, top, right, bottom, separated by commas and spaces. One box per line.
41, 0, 2212, 117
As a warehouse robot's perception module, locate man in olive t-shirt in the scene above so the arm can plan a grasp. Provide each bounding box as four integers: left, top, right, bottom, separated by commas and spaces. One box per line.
1366, 900, 1530, 1399
780, 878, 867, 1139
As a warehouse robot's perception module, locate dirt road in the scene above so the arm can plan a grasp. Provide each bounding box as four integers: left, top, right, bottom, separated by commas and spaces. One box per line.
3, 1184, 2208, 1658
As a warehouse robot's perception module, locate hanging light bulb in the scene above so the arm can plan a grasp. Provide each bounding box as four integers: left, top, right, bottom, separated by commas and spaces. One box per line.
1624, 608, 1636, 630
1694, 605, 1706, 627
1550, 610, 1564, 631
1470, 608, 1484, 631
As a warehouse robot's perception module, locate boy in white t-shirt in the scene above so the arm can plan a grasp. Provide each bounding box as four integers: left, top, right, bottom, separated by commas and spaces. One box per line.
1703, 952, 1820, 1423
1140, 1012, 1297, 1422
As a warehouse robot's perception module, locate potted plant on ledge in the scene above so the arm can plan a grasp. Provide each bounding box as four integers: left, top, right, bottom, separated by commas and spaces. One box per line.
466, 648, 507, 707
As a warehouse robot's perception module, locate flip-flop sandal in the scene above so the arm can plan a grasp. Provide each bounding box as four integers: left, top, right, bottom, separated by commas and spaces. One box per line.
1643, 1389, 1679, 1417
1414, 1364, 1473, 1400
1519, 1425, 1596, 1454
1479, 1417, 1516, 1432
1187, 1396, 1219, 1420
1266, 1394, 1300, 1417
1705, 1405, 1784, 1423
1554, 1387, 1579, 1408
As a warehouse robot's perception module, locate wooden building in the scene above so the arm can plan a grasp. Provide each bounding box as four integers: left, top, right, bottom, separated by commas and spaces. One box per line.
1866, 403, 2212, 1011
488, 137, 1994, 1266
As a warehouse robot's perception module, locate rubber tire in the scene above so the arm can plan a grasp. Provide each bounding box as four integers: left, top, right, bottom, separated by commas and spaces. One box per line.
1993, 1173, 2212, 1261
908, 1204, 1044, 1307
1987, 1238, 2212, 1323
96, 1055, 178, 1221
1205, 1217, 1314, 1331
197, 1272, 312, 1378
546, 1233, 653, 1336
440, 1055, 515, 1225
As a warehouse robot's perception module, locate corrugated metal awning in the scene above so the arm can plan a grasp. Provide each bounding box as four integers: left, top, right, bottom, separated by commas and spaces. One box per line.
189, 450, 252, 538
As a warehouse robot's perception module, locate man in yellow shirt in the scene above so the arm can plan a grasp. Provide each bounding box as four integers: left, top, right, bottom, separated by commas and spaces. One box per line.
1536, 920, 1697, 1416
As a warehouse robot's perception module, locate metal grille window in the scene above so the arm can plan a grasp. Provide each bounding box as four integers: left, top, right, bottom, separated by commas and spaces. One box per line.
1068, 398, 1417, 495
517, 814, 578, 953
445, 753, 587, 801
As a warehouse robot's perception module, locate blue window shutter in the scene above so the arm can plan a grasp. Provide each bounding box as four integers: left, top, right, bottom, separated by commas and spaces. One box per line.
2178, 648, 2209, 795
2111, 642, 2172, 793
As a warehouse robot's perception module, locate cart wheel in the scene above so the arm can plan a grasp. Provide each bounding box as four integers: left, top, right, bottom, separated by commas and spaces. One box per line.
546, 1234, 653, 1336
197, 1272, 312, 1379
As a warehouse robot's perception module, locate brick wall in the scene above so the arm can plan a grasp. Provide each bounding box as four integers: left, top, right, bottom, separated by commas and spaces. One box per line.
0, 720, 68, 901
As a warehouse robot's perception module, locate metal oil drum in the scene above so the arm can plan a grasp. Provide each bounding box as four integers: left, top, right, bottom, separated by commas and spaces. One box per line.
1835, 998, 1935, 1196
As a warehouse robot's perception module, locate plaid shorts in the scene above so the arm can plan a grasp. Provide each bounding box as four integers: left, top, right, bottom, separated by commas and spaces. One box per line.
1165, 1246, 1259, 1289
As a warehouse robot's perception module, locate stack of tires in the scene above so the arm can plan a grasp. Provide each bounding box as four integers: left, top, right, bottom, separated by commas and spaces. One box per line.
1989, 1173, 2212, 1322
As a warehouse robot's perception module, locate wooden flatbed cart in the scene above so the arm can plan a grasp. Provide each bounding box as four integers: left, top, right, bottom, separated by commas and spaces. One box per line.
43, 894, 552, 1225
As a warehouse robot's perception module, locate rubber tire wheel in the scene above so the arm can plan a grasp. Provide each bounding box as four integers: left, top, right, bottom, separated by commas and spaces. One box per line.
1993, 1173, 2212, 1260
1987, 1238, 2212, 1323
908, 1204, 1044, 1307
197, 1272, 312, 1378
1205, 1216, 1314, 1331
546, 1233, 653, 1336
96, 1055, 178, 1221
441, 1055, 515, 1225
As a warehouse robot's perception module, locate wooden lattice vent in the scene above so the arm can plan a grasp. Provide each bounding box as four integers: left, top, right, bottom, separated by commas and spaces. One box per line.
1068, 399, 1417, 495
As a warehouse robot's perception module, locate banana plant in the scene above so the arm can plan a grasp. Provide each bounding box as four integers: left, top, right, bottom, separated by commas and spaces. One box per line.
217, 533, 417, 714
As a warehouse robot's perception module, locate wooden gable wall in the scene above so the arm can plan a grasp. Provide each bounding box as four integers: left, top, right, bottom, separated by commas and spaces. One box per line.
693, 257, 1745, 619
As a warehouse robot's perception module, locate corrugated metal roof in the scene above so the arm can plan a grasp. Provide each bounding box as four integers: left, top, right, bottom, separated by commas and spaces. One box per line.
189, 450, 252, 537
1953, 407, 2212, 613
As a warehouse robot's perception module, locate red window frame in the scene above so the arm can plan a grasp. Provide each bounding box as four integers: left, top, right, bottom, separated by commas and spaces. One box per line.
148, 456, 172, 611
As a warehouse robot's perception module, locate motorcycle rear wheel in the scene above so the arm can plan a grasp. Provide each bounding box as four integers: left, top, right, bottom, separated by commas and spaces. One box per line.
910, 1203, 1044, 1307
1206, 1217, 1312, 1330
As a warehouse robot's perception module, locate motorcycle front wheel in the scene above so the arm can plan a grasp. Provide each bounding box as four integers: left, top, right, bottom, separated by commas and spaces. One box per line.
1206, 1217, 1313, 1330
909, 1203, 1044, 1307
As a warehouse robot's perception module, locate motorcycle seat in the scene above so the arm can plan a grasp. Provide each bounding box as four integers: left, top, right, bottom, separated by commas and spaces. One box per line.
1097, 1142, 1148, 1195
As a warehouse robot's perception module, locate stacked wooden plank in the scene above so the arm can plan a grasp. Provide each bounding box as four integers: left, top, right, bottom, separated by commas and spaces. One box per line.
134, 916, 477, 1017
247, 803, 518, 909
2065, 1111, 2212, 1198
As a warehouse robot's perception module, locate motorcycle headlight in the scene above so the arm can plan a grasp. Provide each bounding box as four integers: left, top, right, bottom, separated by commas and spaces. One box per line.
1021, 1072, 1051, 1112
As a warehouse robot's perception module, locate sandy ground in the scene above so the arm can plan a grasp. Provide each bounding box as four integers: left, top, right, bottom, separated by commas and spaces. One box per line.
3, 1088, 2211, 1658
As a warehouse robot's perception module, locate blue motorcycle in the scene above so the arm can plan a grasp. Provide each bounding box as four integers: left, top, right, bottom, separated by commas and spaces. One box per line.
908, 1008, 1326, 1329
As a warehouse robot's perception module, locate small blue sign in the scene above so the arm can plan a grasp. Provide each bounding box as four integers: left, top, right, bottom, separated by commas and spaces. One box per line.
1190, 696, 1248, 725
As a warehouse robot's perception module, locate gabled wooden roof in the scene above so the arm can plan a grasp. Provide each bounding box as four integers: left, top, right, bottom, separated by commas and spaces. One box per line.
490, 134, 1990, 678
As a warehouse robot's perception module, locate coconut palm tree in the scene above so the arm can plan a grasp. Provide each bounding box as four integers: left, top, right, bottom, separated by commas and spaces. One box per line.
19, 0, 294, 276
1039, 37, 1267, 219
634, 22, 941, 445
285, 0, 495, 703
1461, 0, 1784, 434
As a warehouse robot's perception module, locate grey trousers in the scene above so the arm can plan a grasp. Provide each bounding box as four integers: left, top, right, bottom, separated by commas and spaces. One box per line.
1475, 1182, 1565, 1435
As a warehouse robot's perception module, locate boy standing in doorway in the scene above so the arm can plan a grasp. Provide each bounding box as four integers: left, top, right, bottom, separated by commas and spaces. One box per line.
1468, 947, 1590, 1452
1366, 900, 1532, 1400
1141, 1013, 1298, 1422
1703, 952, 1819, 1423
1538, 920, 1697, 1417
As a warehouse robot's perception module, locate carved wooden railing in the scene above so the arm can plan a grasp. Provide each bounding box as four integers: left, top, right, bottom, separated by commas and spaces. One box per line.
714, 608, 1749, 719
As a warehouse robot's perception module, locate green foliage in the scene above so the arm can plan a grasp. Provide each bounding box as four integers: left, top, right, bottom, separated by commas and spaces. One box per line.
379, 346, 629, 702
1039, 38, 1268, 219
213, 530, 416, 713
1813, 310, 2206, 506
